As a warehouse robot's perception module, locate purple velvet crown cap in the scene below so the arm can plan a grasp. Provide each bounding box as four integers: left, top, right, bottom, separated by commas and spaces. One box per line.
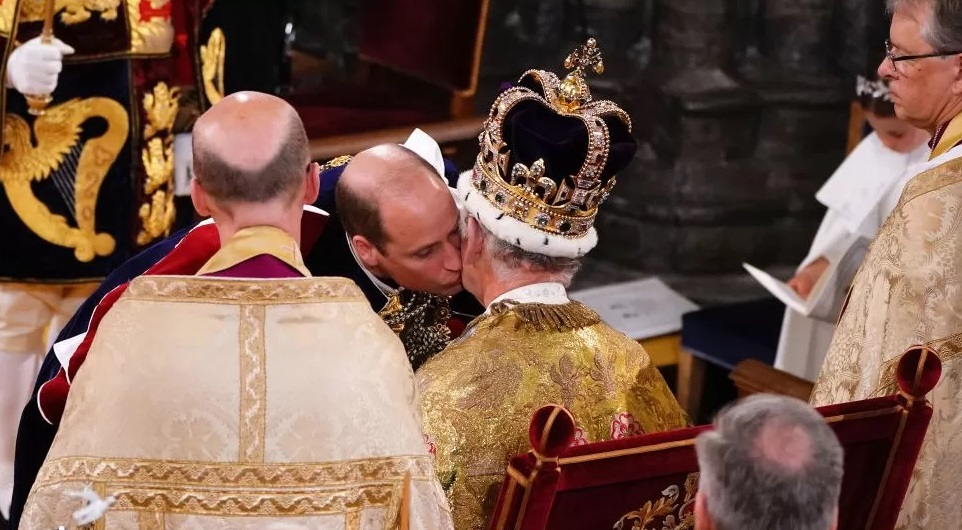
497, 75, 638, 194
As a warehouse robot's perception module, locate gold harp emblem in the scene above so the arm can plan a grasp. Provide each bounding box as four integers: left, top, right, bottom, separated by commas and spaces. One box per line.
0, 98, 129, 262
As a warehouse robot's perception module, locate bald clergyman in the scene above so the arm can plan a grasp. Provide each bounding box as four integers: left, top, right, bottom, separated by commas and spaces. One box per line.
7, 109, 482, 526
18, 90, 454, 530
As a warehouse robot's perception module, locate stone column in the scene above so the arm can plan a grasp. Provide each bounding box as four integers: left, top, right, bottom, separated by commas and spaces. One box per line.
594, 0, 849, 280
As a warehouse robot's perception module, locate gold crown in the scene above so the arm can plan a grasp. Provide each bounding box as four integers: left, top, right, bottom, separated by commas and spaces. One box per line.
471, 38, 632, 239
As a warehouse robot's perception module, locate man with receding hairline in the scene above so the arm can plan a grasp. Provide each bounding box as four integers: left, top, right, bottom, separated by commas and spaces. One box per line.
338, 144, 462, 297
191, 91, 314, 212
307, 139, 482, 368
18, 91, 455, 530
694, 394, 843, 530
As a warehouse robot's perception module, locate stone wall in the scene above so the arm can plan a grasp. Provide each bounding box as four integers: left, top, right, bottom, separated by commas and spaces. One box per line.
472, 0, 887, 300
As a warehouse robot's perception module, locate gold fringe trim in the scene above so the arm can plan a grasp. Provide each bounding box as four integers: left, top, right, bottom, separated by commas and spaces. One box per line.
490, 300, 601, 332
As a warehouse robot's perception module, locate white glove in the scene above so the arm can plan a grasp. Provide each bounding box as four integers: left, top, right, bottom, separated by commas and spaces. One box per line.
173, 133, 193, 196
5, 36, 75, 95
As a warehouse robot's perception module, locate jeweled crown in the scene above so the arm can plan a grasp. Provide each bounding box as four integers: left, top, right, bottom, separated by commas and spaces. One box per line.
471, 38, 633, 240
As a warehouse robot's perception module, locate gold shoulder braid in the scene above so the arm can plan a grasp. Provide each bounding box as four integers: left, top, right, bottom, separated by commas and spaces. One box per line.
489, 300, 601, 332
379, 288, 453, 370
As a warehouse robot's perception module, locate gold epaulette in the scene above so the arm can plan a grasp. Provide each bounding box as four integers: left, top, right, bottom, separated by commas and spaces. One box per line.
489, 300, 601, 332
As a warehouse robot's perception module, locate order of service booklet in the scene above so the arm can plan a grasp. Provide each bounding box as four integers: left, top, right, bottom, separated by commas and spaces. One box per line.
742, 262, 835, 317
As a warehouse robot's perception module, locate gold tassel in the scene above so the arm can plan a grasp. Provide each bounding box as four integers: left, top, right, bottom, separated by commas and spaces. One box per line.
490, 300, 601, 332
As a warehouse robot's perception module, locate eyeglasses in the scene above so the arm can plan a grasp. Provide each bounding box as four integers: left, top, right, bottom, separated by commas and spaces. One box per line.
886, 39, 962, 74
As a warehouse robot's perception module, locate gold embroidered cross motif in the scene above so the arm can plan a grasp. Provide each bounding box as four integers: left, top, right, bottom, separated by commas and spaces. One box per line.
0, 98, 128, 262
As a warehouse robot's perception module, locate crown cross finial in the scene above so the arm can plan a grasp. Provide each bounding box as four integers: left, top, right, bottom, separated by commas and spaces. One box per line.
564, 38, 604, 77
558, 38, 604, 111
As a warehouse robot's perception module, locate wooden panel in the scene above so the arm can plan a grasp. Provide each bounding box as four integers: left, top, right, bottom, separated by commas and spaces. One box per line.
729, 359, 814, 401
309, 116, 485, 162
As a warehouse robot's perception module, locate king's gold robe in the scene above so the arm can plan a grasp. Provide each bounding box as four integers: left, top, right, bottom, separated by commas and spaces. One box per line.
20, 275, 453, 530
810, 141, 962, 530
416, 300, 689, 530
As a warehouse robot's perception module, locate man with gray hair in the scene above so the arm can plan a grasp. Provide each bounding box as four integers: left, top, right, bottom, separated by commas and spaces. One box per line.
811, 1, 962, 526
694, 394, 843, 530
415, 40, 688, 530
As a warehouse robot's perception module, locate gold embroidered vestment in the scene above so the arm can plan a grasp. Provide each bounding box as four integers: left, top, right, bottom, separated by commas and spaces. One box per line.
416, 301, 689, 530
811, 153, 962, 530
21, 275, 453, 530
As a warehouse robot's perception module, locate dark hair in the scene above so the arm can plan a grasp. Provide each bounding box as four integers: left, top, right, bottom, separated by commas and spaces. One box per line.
193, 113, 308, 203
859, 94, 896, 118
336, 179, 388, 250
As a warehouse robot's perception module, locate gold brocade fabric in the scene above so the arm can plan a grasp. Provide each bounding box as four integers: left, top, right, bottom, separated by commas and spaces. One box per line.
21, 275, 453, 530
415, 301, 689, 530
810, 154, 962, 530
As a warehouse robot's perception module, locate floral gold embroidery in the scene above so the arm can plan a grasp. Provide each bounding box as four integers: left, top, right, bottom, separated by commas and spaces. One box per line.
0, 0, 15, 35
0, 98, 127, 262
591, 349, 618, 396
456, 349, 523, 411
810, 154, 962, 529
33, 455, 431, 516
613, 472, 698, 530
549, 353, 579, 409
141, 137, 172, 195
200, 27, 226, 105
136, 188, 174, 245
239, 305, 267, 463
18, 0, 120, 25
136, 82, 178, 245
142, 82, 178, 138
417, 306, 690, 530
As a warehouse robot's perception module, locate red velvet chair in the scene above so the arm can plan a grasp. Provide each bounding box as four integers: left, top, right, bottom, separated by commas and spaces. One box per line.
488, 348, 941, 530
289, 0, 490, 159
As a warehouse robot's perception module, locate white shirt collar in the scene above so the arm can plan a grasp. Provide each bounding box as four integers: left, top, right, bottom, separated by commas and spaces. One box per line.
486, 282, 569, 313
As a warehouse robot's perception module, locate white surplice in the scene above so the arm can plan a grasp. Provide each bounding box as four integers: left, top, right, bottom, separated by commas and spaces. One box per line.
774, 132, 929, 381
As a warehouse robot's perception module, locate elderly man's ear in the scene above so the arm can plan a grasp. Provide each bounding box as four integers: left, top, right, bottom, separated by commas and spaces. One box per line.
463, 216, 485, 262
694, 491, 715, 530
302, 162, 320, 205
